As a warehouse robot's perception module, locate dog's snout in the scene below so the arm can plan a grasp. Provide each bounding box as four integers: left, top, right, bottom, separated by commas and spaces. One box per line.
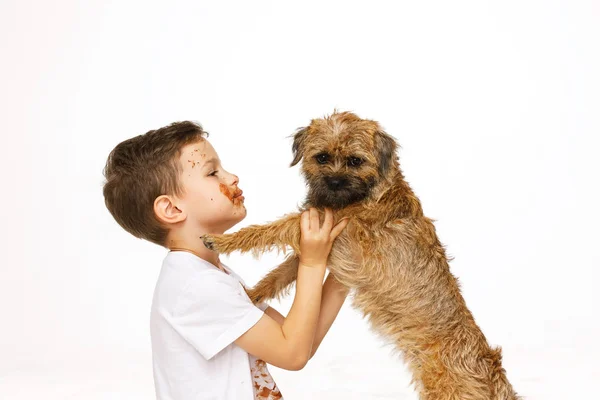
325, 176, 348, 190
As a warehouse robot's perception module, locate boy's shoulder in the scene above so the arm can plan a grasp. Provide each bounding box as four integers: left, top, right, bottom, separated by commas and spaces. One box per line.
152, 252, 243, 311
159, 251, 233, 287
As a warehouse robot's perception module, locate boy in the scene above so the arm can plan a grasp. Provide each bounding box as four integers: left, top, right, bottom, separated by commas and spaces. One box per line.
102, 121, 350, 400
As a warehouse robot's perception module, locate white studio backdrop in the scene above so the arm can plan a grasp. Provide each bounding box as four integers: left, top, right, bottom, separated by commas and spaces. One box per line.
1, 0, 599, 399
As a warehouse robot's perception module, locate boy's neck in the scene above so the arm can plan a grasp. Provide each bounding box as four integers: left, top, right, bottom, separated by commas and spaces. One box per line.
166, 219, 236, 271
167, 236, 222, 269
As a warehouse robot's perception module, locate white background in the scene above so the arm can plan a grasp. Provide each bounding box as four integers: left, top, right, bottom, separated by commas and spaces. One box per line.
1, 0, 599, 399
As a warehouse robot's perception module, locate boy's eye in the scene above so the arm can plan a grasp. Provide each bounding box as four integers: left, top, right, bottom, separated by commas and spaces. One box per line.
208, 170, 218, 176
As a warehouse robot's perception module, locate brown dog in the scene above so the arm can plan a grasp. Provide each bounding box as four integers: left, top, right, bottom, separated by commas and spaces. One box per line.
202, 111, 519, 400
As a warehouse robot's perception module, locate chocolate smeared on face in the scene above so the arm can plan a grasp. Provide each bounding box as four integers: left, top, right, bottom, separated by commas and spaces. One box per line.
219, 183, 244, 206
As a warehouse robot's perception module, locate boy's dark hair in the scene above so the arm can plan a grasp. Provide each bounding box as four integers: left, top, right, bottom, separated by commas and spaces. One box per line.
102, 121, 208, 247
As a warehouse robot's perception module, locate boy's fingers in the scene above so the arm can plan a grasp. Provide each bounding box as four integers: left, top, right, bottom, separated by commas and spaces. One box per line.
309, 207, 319, 231
330, 217, 350, 240
322, 208, 333, 232
301, 210, 310, 234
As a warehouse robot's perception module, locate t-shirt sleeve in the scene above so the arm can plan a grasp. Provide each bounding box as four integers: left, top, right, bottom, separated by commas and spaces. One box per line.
169, 271, 265, 360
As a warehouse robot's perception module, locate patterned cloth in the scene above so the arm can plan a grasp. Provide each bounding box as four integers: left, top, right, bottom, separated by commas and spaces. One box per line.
249, 355, 283, 399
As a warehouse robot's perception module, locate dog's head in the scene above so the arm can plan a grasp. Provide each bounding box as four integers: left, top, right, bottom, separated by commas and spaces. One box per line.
290, 111, 399, 209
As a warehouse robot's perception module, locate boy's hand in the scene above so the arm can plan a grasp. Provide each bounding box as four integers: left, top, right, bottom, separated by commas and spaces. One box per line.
299, 208, 349, 268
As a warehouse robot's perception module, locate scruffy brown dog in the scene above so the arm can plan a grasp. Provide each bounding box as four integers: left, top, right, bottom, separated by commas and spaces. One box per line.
202, 111, 519, 399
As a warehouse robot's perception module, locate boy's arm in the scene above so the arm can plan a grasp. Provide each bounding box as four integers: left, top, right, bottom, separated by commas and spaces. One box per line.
234, 209, 349, 371
262, 273, 348, 359
309, 273, 349, 359
264, 306, 285, 325
235, 262, 324, 370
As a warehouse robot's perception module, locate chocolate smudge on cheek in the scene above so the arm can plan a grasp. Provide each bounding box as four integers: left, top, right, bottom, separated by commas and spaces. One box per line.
219, 184, 245, 206
219, 183, 235, 201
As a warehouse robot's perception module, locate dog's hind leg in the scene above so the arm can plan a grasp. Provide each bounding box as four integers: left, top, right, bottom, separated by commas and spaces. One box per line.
245, 254, 299, 303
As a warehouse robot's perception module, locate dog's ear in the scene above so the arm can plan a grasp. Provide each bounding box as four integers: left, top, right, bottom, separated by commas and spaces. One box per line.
290, 126, 308, 167
374, 128, 398, 176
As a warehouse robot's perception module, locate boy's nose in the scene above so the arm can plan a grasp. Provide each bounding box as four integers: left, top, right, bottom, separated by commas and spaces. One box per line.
230, 174, 239, 186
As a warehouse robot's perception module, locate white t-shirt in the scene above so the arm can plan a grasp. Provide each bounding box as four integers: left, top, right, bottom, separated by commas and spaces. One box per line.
150, 251, 282, 400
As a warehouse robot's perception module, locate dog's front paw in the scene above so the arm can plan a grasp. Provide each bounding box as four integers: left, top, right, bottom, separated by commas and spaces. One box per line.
201, 234, 219, 252
200, 233, 236, 254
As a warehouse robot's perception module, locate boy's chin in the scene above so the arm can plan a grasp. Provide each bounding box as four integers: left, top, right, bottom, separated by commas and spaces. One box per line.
235, 206, 247, 220
229, 204, 247, 225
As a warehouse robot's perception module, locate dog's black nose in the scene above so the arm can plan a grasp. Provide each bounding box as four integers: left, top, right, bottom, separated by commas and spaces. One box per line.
325, 177, 348, 190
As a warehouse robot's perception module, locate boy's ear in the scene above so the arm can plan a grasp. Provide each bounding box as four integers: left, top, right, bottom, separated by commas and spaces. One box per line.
154, 195, 186, 225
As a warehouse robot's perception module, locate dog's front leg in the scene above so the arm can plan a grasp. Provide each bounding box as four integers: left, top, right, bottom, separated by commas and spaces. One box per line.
247, 234, 361, 304
201, 213, 301, 257
246, 254, 299, 303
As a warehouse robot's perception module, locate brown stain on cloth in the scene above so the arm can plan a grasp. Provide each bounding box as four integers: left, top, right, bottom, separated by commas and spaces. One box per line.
249, 357, 282, 399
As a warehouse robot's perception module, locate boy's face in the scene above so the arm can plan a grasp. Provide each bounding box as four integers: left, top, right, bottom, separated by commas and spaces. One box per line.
175, 139, 246, 232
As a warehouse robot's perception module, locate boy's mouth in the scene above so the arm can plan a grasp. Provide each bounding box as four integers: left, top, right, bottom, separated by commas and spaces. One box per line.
219, 183, 244, 203
233, 189, 245, 204
219, 183, 245, 205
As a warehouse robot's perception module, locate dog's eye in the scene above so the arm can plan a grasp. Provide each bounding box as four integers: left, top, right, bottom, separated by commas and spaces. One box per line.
347, 157, 363, 167
315, 153, 330, 164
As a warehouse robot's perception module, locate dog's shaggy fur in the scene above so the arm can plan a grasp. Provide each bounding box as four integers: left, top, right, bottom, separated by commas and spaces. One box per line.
203, 111, 519, 399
